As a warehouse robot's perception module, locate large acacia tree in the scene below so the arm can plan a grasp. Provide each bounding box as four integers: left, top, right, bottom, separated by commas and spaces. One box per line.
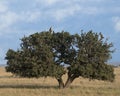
5, 29, 115, 89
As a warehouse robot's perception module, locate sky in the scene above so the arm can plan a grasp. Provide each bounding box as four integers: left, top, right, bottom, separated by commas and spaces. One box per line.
0, 0, 120, 65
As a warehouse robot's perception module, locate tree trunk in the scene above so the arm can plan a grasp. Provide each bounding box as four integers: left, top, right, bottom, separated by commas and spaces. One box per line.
57, 74, 78, 89
64, 75, 76, 88
57, 78, 64, 89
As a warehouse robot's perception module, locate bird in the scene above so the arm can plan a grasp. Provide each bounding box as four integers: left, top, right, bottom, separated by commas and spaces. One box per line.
49, 27, 54, 34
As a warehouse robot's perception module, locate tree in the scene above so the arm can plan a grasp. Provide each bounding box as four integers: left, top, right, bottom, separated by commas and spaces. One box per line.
5, 29, 115, 89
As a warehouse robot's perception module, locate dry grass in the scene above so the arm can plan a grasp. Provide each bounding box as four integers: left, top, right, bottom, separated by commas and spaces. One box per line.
0, 67, 120, 96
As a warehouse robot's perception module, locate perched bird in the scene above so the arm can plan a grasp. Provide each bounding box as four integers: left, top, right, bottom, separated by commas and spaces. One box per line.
49, 27, 54, 34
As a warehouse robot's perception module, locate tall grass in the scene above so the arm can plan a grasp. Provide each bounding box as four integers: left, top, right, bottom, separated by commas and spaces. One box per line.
0, 67, 120, 96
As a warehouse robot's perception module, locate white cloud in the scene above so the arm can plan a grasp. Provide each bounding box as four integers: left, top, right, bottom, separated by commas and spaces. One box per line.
113, 17, 120, 32
0, 0, 112, 36
51, 5, 81, 21
0, 1, 8, 13
48, 6, 101, 21
0, 0, 103, 36
27, 12, 41, 22
0, 12, 18, 27
34, 0, 102, 21
82, 7, 100, 15
21, 11, 41, 23
0, 9, 41, 35
0, 11, 19, 35
35, 0, 59, 6
71, 0, 103, 3
0, 1, 19, 35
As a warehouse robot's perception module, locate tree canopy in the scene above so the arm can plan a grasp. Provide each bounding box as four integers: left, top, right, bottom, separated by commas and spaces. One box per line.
5, 29, 115, 88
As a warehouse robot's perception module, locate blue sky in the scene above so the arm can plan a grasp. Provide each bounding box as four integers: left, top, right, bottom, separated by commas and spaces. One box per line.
0, 0, 120, 65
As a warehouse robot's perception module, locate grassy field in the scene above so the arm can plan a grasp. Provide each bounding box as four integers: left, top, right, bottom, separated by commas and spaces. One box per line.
0, 67, 120, 96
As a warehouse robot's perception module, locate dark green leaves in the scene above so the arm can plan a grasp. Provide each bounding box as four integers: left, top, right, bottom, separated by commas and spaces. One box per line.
5, 29, 115, 83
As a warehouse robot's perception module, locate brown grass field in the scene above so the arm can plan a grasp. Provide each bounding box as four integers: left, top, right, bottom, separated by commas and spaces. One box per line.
0, 67, 120, 96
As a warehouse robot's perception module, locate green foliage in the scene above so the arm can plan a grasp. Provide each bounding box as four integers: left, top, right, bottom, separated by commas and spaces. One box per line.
5, 29, 115, 88
6, 31, 65, 78
67, 31, 115, 82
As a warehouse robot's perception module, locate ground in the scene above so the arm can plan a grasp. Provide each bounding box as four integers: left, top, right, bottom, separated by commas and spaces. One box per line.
0, 67, 120, 96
